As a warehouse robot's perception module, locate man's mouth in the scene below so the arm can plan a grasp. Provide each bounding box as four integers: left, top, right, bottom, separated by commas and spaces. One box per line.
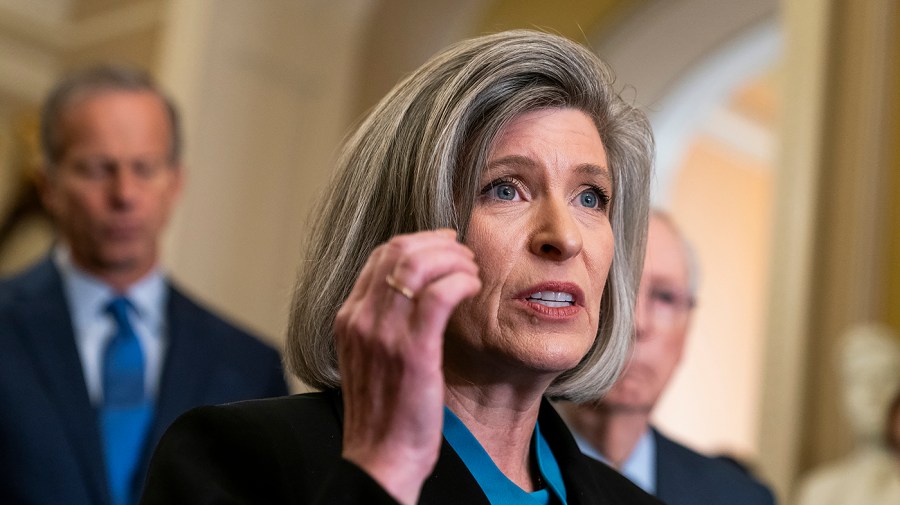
526, 291, 575, 308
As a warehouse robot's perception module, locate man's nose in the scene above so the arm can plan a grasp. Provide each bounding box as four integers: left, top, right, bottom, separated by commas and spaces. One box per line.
109, 165, 138, 207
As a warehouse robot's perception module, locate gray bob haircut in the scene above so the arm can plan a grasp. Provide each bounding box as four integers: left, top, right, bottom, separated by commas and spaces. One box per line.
287, 29, 654, 402
40, 64, 182, 167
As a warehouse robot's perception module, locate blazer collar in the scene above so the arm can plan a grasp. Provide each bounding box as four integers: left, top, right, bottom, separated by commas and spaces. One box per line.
416, 396, 612, 505
537, 398, 610, 504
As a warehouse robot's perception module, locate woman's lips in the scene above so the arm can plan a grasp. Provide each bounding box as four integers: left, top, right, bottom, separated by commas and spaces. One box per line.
515, 282, 584, 305
515, 282, 585, 318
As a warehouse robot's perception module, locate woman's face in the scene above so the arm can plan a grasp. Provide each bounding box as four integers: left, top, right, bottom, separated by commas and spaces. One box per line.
446, 107, 614, 384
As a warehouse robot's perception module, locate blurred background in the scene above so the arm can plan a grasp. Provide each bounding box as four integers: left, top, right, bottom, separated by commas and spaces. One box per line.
0, 0, 897, 502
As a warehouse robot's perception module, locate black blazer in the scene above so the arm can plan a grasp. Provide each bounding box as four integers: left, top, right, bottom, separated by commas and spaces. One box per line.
0, 257, 289, 505
141, 389, 663, 504
654, 428, 776, 505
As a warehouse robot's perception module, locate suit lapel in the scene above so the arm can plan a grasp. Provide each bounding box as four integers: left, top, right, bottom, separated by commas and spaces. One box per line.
133, 286, 216, 499
13, 259, 110, 505
652, 428, 686, 504
143, 286, 215, 456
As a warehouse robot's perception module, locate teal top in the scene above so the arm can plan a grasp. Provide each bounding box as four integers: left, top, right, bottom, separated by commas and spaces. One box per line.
442, 407, 568, 505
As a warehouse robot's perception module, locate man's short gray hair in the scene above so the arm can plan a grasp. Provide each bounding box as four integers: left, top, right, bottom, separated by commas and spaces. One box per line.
651, 209, 701, 301
40, 64, 181, 167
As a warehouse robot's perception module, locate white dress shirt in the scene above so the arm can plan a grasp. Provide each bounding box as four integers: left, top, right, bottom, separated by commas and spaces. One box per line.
573, 427, 657, 494
54, 246, 168, 405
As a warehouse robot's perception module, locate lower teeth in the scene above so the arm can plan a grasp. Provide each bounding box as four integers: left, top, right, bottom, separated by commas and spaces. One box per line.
531, 300, 570, 308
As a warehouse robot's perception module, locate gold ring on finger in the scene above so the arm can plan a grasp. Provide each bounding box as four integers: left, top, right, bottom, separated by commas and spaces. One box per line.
385, 274, 416, 300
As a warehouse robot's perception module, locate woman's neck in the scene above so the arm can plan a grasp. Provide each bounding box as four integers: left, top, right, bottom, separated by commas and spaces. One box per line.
443, 378, 546, 491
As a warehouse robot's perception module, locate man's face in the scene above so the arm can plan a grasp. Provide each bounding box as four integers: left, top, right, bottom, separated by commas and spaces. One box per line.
41, 90, 182, 283
602, 215, 694, 413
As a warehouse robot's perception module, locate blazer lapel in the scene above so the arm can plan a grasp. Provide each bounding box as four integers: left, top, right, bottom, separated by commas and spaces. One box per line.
322, 390, 489, 505
419, 441, 491, 505
13, 259, 110, 505
538, 399, 607, 505
420, 399, 599, 505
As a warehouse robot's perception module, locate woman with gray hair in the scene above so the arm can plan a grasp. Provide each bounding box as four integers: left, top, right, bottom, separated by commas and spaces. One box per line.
142, 29, 658, 505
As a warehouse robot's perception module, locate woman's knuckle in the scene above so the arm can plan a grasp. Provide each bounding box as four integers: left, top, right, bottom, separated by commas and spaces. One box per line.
419, 287, 452, 307
393, 256, 420, 278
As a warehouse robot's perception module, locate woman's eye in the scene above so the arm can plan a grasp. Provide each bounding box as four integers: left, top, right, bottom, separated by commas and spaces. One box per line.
578, 188, 607, 209
579, 190, 598, 208
494, 183, 517, 201
479, 179, 523, 202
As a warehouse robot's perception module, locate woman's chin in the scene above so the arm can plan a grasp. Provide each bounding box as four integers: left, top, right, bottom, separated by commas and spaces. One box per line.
508, 343, 591, 379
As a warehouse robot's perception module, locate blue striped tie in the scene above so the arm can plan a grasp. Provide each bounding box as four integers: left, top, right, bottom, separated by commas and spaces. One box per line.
100, 297, 153, 505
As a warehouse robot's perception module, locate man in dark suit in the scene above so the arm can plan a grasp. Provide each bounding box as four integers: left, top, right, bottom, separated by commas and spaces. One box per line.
562, 210, 776, 505
0, 65, 288, 505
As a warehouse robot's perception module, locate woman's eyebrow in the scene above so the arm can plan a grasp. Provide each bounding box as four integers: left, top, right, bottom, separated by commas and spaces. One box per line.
487, 156, 609, 180
575, 163, 611, 183
486, 154, 537, 170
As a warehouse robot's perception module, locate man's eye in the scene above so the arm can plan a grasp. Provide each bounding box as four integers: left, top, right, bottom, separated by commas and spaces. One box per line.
134, 160, 164, 178
652, 289, 678, 305
75, 160, 112, 179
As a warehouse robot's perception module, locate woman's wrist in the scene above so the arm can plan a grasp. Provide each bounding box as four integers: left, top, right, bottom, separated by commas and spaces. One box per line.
342, 449, 435, 505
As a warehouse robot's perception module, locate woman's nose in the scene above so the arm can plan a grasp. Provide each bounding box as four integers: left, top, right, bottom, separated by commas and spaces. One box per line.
529, 198, 583, 261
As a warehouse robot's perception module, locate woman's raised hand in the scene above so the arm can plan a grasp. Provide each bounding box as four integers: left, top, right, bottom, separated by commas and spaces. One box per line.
334, 229, 482, 504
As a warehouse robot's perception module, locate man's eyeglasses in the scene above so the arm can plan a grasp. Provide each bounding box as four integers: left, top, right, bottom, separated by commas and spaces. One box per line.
639, 285, 695, 327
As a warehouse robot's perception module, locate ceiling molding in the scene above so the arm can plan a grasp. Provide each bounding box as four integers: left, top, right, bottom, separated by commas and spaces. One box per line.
0, 31, 58, 104
70, 0, 163, 49
0, 0, 164, 107
476, 0, 639, 42
701, 105, 775, 165
0, 0, 162, 53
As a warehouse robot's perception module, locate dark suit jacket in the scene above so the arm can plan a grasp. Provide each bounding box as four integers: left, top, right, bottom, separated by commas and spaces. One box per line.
141, 389, 663, 505
0, 257, 289, 505
654, 428, 776, 505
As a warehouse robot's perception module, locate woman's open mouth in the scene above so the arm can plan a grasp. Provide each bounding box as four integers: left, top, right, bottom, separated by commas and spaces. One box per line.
526, 291, 575, 308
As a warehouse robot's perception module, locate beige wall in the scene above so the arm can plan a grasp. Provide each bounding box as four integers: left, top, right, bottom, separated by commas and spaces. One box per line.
160, 1, 375, 347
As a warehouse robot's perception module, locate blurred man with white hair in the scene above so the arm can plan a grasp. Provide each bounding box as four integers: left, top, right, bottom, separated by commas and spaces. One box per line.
563, 210, 776, 505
